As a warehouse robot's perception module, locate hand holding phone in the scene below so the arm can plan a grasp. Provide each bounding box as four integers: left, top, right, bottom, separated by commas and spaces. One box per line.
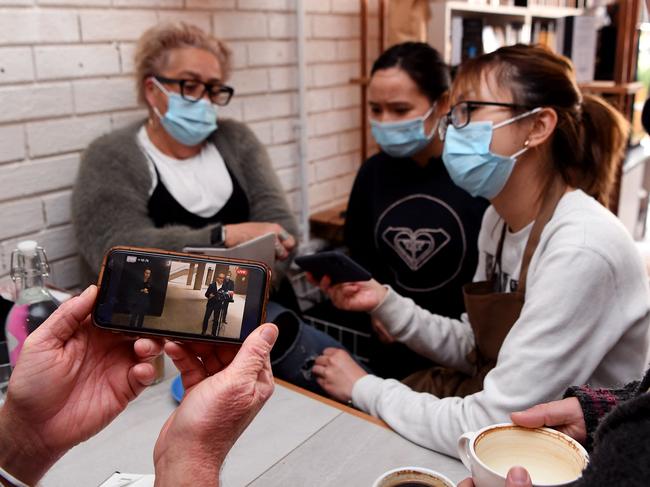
93, 247, 271, 344
294, 251, 371, 285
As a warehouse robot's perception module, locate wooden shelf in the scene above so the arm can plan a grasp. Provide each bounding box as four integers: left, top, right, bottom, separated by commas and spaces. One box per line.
428, 0, 584, 64
446, 1, 527, 17
528, 6, 583, 18
579, 81, 643, 95
443, 1, 582, 18
309, 202, 348, 244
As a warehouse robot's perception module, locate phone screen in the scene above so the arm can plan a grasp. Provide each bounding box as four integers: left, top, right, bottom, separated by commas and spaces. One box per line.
93, 249, 269, 344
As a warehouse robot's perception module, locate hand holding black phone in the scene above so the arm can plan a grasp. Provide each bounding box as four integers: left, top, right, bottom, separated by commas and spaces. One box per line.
92, 247, 271, 344
294, 251, 371, 285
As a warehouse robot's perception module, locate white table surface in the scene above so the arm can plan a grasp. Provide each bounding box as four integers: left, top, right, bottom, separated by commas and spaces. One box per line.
43, 357, 468, 486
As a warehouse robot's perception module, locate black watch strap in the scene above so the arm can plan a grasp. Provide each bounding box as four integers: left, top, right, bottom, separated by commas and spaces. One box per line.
210, 223, 224, 246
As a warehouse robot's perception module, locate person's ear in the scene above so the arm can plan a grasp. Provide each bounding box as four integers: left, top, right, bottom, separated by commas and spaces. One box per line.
526, 107, 557, 149
435, 91, 450, 117
143, 77, 163, 114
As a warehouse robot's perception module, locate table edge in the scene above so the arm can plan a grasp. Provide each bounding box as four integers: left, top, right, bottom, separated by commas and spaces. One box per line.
274, 378, 389, 430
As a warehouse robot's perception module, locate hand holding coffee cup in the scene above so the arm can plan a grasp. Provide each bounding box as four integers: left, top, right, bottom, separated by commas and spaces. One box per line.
372, 466, 455, 487
457, 423, 588, 487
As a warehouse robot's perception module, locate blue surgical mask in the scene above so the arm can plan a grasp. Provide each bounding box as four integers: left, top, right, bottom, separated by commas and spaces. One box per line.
370, 104, 438, 158
442, 108, 541, 199
152, 78, 218, 146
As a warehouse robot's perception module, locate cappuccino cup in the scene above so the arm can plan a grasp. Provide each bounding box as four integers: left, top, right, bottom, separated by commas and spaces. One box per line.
457, 423, 589, 487
372, 466, 455, 487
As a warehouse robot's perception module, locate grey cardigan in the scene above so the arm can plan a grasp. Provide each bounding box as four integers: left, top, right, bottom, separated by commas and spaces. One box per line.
73, 118, 298, 284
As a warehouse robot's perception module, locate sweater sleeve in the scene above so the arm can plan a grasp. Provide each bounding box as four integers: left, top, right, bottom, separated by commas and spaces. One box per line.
564, 380, 640, 451
354, 246, 631, 458
569, 391, 650, 487
370, 287, 476, 374
73, 132, 215, 275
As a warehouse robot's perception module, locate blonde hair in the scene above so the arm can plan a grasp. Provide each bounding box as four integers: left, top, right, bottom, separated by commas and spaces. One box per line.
134, 22, 232, 105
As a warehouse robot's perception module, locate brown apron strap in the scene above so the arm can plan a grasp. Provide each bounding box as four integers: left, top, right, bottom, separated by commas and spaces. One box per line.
487, 223, 508, 282
517, 178, 567, 293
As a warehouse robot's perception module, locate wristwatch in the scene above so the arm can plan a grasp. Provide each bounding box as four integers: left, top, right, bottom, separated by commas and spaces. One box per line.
210, 223, 226, 246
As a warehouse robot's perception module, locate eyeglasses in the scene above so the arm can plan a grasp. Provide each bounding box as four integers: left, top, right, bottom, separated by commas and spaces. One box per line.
154, 75, 235, 106
438, 101, 534, 141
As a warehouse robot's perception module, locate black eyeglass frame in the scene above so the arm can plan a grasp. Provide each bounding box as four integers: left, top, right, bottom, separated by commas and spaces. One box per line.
154, 75, 235, 106
438, 100, 535, 141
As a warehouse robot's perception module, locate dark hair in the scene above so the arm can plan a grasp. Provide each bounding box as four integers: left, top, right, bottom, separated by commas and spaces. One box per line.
452, 44, 629, 206
371, 42, 450, 103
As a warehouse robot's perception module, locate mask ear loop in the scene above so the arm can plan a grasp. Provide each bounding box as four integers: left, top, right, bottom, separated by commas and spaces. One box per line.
511, 138, 531, 159
424, 102, 439, 140
493, 107, 543, 130
148, 77, 169, 127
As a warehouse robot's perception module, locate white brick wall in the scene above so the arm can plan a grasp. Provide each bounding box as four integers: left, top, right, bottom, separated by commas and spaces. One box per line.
0, 0, 372, 288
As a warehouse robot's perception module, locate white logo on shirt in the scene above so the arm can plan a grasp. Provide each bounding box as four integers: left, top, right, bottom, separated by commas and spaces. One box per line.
382, 226, 451, 271
374, 194, 467, 293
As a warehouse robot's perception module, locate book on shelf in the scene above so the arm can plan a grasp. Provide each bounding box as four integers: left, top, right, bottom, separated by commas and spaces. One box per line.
531, 19, 556, 50
461, 17, 484, 62
451, 16, 463, 65
450, 17, 526, 65
558, 15, 598, 82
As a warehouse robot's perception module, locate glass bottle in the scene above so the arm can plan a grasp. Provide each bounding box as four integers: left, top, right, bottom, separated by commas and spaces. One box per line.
4, 240, 60, 367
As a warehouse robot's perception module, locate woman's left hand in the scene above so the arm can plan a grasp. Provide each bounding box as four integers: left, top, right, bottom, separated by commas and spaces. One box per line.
312, 348, 368, 403
223, 222, 296, 260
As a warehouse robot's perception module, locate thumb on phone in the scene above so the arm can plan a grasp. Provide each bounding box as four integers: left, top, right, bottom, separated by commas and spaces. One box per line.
227, 323, 278, 380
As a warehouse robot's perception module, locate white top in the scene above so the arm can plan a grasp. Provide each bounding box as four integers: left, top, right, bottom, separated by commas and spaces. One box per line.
352, 190, 650, 457
137, 126, 233, 218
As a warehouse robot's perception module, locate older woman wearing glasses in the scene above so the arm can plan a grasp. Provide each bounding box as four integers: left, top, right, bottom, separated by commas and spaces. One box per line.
73, 22, 297, 284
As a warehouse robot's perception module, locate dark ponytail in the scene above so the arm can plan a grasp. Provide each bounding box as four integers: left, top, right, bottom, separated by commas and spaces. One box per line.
577, 94, 628, 206
451, 44, 629, 206
371, 42, 450, 103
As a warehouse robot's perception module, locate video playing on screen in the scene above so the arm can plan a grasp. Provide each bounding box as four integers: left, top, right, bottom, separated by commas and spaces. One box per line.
97, 253, 261, 340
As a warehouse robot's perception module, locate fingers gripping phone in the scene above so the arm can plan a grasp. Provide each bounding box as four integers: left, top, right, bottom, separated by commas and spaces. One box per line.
92, 247, 271, 344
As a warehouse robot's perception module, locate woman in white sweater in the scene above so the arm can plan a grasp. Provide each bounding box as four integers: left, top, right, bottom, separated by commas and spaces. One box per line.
311, 44, 650, 457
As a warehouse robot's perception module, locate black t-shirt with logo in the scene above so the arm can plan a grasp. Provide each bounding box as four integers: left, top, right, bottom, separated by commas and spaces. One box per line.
345, 152, 488, 319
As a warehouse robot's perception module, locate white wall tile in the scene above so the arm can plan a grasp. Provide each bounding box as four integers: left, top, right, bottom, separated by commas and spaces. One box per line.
0, 9, 79, 45
0, 82, 74, 123
213, 12, 268, 39
80, 10, 157, 42
0, 199, 45, 240
43, 190, 72, 227
35, 44, 121, 80
0, 155, 80, 202
0, 125, 26, 163
73, 77, 138, 114
0, 47, 35, 84
26, 115, 111, 157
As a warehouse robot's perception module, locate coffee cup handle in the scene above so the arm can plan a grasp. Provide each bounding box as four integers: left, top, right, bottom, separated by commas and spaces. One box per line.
457, 432, 474, 471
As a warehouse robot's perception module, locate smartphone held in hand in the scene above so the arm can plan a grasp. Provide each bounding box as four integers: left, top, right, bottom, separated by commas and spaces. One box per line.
294, 251, 371, 285
92, 247, 271, 344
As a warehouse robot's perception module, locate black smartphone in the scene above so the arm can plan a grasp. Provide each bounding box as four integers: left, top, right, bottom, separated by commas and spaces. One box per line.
92, 247, 271, 344
294, 251, 371, 285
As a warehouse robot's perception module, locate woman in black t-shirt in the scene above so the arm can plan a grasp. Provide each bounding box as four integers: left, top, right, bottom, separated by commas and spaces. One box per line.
344, 43, 488, 378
